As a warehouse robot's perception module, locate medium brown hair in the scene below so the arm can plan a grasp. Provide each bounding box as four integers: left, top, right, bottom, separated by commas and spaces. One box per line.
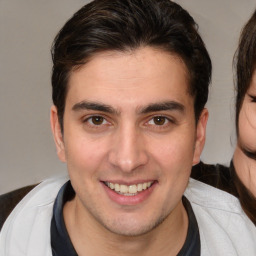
235, 10, 256, 133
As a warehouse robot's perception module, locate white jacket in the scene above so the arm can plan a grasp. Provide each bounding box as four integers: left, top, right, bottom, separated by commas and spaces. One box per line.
1, 177, 256, 256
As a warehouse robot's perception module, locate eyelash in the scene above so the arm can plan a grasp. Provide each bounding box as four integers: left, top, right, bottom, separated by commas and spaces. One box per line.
241, 147, 256, 161
146, 116, 174, 127
249, 94, 256, 102
82, 115, 175, 131
83, 115, 110, 128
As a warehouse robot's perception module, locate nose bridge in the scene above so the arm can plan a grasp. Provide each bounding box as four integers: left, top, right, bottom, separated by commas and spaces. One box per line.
109, 122, 147, 172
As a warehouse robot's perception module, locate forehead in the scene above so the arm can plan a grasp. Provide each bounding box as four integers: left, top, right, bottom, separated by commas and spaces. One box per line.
66, 47, 192, 109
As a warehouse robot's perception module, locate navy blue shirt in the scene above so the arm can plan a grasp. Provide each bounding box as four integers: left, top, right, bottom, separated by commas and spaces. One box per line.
51, 181, 200, 256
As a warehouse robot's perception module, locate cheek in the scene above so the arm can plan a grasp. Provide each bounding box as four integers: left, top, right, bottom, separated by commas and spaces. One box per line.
64, 135, 108, 175
244, 103, 256, 128
238, 106, 256, 148
149, 132, 195, 167
64, 137, 109, 198
155, 137, 193, 205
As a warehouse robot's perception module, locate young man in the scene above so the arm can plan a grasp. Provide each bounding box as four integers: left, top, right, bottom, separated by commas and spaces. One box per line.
1, 0, 256, 255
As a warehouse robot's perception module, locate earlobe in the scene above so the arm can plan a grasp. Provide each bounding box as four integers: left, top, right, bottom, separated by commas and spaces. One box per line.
192, 108, 208, 165
50, 105, 66, 162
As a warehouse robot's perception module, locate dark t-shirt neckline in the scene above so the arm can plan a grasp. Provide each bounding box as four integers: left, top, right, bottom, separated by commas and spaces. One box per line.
51, 181, 200, 256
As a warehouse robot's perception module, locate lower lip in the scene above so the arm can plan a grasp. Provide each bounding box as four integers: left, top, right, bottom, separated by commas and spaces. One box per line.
101, 182, 157, 206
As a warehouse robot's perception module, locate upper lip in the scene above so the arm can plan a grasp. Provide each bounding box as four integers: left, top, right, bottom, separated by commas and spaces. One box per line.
101, 180, 156, 185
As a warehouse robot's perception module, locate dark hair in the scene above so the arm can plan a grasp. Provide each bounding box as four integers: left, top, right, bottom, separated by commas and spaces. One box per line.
232, 10, 256, 225
51, 0, 211, 131
235, 10, 256, 133
232, 164, 256, 225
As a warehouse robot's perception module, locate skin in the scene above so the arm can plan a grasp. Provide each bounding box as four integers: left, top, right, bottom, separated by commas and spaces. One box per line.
51, 47, 208, 256
233, 70, 256, 197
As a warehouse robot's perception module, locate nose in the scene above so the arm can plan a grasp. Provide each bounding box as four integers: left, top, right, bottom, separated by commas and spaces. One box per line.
108, 124, 149, 173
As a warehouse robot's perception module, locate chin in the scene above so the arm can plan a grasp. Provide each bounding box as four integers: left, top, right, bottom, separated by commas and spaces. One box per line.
101, 212, 168, 237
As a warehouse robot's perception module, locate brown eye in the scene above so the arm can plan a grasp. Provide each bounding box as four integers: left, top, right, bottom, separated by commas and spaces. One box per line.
153, 116, 167, 125
90, 116, 105, 125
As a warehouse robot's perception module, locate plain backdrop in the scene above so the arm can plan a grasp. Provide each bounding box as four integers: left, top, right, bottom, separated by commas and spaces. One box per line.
1, 0, 256, 194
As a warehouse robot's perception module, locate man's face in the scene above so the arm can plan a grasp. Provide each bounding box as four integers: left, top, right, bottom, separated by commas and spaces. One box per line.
51, 47, 207, 236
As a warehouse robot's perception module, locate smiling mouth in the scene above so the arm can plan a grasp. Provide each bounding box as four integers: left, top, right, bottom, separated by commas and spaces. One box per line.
104, 181, 154, 196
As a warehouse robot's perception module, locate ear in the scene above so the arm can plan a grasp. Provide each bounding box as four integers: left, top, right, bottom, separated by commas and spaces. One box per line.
50, 105, 66, 162
192, 108, 208, 166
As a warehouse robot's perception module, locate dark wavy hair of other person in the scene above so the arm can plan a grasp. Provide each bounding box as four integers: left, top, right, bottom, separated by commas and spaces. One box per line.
231, 163, 256, 225
234, 9, 256, 134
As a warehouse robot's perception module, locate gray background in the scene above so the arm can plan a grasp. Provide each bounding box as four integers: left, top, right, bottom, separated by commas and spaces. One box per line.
1, 0, 256, 194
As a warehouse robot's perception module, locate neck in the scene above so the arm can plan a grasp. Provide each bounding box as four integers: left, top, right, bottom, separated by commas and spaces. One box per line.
63, 197, 188, 256
233, 145, 256, 197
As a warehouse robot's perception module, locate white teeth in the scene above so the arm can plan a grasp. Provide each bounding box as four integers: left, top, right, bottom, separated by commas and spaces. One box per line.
114, 184, 120, 192
137, 183, 143, 192
105, 181, 153, 195
129, 185, 137, 194
120, 185, 128, 193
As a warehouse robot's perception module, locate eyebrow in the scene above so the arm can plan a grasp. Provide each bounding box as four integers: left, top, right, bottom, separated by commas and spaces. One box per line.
72, 100, 185, 115
139, 101, 185, 114
72, 101, 119, 114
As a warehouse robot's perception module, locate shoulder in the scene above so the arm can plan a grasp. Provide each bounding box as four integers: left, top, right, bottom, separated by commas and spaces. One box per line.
0, 175, 68, 256
191, 161, 236, 195
185, 178, 256, 255
185, 177, 239, 211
